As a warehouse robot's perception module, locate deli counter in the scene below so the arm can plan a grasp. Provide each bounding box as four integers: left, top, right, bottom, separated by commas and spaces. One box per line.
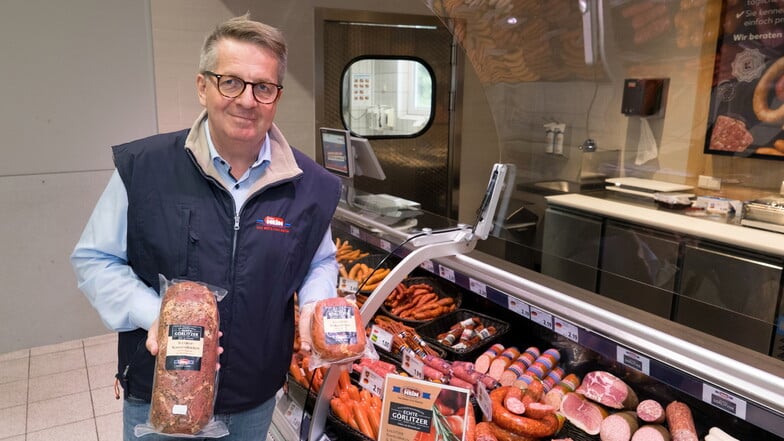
271, 200, 784, 441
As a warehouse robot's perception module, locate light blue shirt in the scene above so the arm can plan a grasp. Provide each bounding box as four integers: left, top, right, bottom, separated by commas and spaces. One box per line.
71, 125, 338, 332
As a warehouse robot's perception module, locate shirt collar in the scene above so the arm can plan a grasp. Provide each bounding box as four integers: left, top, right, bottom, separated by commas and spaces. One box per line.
204, 119, 271, 170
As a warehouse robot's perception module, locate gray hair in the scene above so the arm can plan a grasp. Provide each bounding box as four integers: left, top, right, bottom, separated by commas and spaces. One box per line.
199, 13, 288, 83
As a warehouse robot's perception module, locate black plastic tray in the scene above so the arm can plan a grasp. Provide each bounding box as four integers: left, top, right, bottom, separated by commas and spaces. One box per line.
380, 276, 462, 326
415, 308, 509, 361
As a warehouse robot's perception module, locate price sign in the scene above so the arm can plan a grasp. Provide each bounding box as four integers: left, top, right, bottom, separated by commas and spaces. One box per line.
420, 259, 435, 273
553, 317, 579, 343
508, 297, 530, 319
379, 239, 392, 252
469, 278, 488, 298
337, 277, 359, 295
616, 346, 650, 375
402, 352, 425, 379
475, 382, 493, 421
349, 226, 360, 238
360, 366, 385, 398
702, 384, 747, 419
530, 306, 553, 330
370, 325, 394, 352
439, 265, 456, 283
283, 400, 303, 430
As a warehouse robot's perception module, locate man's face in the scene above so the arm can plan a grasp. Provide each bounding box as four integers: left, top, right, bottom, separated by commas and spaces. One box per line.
197, 39, 282, 150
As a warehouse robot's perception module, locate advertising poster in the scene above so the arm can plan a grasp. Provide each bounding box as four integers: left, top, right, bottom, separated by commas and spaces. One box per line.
379, 374, 470, 441
705, 1, 784, 159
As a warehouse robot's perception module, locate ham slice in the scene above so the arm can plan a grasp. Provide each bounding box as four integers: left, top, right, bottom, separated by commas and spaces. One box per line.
560, 392, 608, 435
576, 371, 639, 409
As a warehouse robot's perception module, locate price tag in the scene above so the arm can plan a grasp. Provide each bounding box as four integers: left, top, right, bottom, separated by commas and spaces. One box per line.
360, 366, 385, 398
530, 306, 553, 330
702, 384, 747, 419
369, 325, 394, 352
338, 277, 359, 295
474, 382, 493, 421
616, 346, 650, 375
439, 265, 456, 283
401, 352, 425, 379
553, 317, 579, 343
420, 259, 435, 273
283, 400, 303, 430
469, 278, 488, 298
379, 240, 392, 252
508, 297, 530, 319
349, 226, 360, 237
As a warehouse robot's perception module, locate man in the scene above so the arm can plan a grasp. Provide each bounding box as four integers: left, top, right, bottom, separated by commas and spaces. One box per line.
71, 14, 340, 440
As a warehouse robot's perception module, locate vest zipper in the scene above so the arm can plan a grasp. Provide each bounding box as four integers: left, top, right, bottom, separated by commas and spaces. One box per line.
232, 213, 240, 260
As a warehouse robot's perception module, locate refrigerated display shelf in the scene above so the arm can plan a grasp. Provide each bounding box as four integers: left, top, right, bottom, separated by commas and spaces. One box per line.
330, 212, 784, 439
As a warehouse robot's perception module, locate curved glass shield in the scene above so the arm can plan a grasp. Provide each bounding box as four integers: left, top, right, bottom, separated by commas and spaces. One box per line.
341, 57, 434, 138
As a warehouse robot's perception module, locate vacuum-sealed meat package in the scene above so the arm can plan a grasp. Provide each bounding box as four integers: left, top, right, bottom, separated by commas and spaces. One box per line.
134, 276, 229, 438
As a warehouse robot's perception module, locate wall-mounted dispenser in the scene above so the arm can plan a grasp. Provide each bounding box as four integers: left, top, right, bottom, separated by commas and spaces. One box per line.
621, 78, 666, 116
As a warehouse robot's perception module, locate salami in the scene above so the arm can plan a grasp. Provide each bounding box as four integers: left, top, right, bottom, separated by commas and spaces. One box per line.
150, 281, 220, 435
665, 401, 698, 441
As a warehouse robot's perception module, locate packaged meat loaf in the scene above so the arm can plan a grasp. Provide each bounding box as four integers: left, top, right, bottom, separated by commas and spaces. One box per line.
134, 277, 229, 438
309, 296, 376, 368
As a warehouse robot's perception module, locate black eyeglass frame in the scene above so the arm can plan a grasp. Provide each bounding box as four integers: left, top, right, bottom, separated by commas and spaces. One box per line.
202, 70, 283, 104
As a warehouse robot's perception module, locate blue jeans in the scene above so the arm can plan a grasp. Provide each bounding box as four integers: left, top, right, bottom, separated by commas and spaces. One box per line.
123, 395, 276, 441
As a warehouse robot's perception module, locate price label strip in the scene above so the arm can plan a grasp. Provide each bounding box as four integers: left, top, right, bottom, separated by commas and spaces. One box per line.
702, 384, 747, 419
360, 366, 385, 398
369, 325, 394, 352
420, 259, 435, 273
530, 306, 553, 330
349, 225, 360, 238
508, 297, 531, 319
616, 346, 650, 375
439, 265, 456, 283
553, 316, 579, 343
469, 277, 488, 298
402, 352, 425, 380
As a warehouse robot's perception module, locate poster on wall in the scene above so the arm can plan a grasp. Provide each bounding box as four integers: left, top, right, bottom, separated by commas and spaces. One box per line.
704, 1, 784, 159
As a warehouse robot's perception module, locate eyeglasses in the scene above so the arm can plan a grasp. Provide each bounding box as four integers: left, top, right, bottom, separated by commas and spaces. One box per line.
202, 71, 283, 104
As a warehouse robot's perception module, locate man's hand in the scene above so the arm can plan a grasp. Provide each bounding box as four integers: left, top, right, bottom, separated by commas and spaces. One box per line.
298, 302, 315, 352
146, 318, 160, 356
146, 318, 224, 369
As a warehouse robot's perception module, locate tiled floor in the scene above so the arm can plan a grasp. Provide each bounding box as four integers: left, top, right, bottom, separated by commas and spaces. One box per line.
0, 333, 123, 441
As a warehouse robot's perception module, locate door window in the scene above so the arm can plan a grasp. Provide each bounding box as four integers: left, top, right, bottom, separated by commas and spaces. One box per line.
341, 57, 435, 138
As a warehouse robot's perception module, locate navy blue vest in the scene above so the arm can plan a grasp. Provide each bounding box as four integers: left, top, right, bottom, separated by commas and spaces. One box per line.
112, 129, 340, 413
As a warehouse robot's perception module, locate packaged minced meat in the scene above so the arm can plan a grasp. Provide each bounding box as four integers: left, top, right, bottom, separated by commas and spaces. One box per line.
134, 276, 228, 438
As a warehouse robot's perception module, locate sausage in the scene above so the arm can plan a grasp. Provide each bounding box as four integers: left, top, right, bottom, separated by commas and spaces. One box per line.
488, 347, 520, 380
637, 399, 665, 424
449, 375, 475, 390
311, 297, 366, 362
503, 386, 526, 415
464, 401, 477, 441
476, 422, 500, 441
600, 411, 639, 441
521, 378, 544, 407
631, 424, 671, 441
489, 387, 559, 438
475, 343, 505, 374
751, 57, 784, 124
487, 422, 539, 441
423, 354, 453, 374
523, 402, 556, 420
150, 281, 220, 435
665, 401, 698, 441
